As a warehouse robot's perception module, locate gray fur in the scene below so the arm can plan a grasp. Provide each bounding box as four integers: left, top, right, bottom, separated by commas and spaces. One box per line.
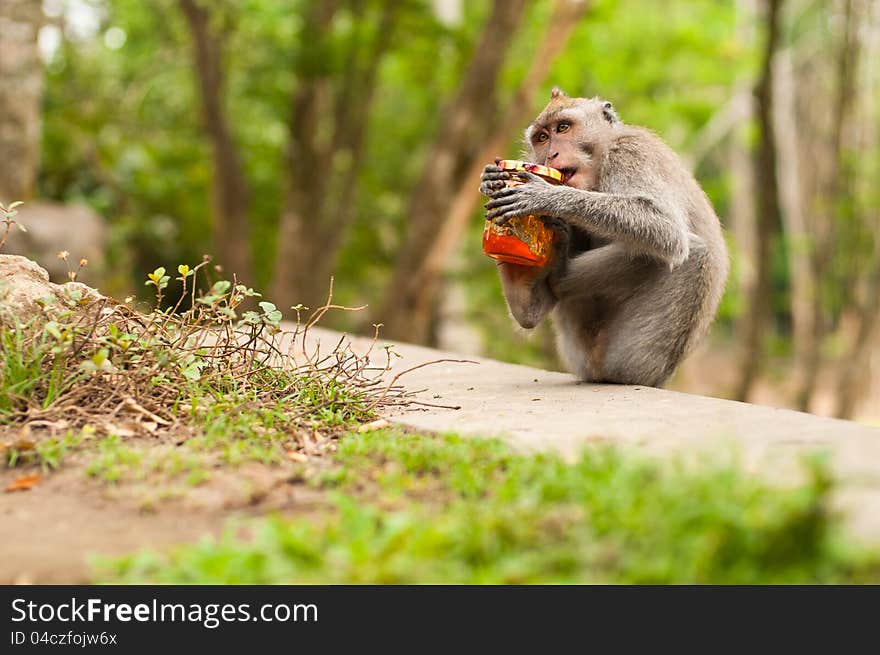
480, 93, 728, 387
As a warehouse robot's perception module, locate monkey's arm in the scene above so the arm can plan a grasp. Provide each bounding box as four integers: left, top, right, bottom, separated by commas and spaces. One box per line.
487, 184, 689, 267
484, 148, 690, 267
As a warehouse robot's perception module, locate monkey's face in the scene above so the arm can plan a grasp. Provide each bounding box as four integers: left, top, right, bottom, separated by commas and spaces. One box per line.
524, 92, 619, 191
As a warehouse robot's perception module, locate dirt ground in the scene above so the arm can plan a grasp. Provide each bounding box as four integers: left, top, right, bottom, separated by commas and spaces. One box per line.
0, 442, 327, 584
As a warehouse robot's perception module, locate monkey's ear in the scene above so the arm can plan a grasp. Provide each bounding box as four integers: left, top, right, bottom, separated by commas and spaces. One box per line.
550, 86, 567, 100
601, 100, 620, 124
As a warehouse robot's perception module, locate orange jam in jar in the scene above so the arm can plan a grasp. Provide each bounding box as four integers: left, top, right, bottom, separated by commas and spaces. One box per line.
481, 160, 564, 267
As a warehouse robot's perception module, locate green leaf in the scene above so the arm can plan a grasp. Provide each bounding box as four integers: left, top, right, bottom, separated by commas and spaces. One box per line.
92, 348, 109, 366
235, 285, 261, 298
240, 311, 261, 325
182, 364, 202, 381
44, 321, 62, 340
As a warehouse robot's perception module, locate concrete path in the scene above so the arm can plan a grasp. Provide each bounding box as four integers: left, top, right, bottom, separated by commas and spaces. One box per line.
306, 328, 880, 541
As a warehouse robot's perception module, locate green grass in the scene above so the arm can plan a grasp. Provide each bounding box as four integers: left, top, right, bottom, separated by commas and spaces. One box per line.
1, 261, 385, 453
0, 317, 84, 414
3, 389, 367, 488
95, 429, 880, 584
84, 434, 147, 483
1, 281, 379, 485
82, 433, 209, 488
4, 430, 83, 471
183, 387, 372, 467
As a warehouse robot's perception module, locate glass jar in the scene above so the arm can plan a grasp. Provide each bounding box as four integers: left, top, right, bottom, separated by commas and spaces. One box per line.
481, 160, 563, 267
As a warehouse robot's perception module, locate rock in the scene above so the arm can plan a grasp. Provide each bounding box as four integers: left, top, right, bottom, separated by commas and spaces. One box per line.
3, 202, 108, 285
0, 254, 103, 327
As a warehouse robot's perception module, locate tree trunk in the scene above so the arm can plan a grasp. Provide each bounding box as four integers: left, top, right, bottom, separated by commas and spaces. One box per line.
397, 0, 591, 345
733, 0, 785, 402
377, 0, 590, 343
270, 0, 397, 312
728, 105, 757, 332
179, 0, 253, 284
0, 0, 43, 203
727, 0, 758, 368
834, 0, 877, 419
794, 0, 860, 411
773, 46, 814, 396
835, 268, 880, 418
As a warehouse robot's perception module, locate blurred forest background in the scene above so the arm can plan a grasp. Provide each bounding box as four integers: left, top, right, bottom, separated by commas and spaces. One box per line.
1, 0, 878, 422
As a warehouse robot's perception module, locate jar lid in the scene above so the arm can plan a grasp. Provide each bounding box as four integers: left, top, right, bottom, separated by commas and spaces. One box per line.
496, 159, 564, 182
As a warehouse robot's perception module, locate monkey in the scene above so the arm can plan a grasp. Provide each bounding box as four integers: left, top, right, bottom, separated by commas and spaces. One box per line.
479, 87, 728, 387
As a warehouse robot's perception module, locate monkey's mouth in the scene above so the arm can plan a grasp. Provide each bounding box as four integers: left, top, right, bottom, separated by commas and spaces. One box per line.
558, 167, 578, 184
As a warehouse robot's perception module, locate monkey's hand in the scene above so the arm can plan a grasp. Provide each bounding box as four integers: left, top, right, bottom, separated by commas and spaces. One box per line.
479, 163, 510, 197
484, 170, 561, 224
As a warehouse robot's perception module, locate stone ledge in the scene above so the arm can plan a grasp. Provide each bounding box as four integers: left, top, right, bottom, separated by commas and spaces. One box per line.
302, 327, 880, 541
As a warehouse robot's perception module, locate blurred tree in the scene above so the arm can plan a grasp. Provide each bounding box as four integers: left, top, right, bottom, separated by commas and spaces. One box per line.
0, 0, 43, 203
378, 0, 589, 344
734, 0, 784, 402
793, 0, 863, 412
270, 0, 400, 312
374, 0, 528, 342
30, 0, 880, 417
179, 0, 252, 284
833, 0, 878, 418
774, 32, 813, 408
837, 264, 880, 418
725, 1, 758, 366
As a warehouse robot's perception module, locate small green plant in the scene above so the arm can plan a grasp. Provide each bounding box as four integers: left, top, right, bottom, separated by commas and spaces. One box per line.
84, 434, 146, 483
55, 250, 89, 282
4, 430, 83, 471
0, 316, 87, 414
95, 429, 880, 584
0, 200, 26, 251
0, 258, 412, 449
0, 255, 435, 493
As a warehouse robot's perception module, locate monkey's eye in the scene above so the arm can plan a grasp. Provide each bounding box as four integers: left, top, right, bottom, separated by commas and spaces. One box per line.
536, 131, 549, 143
557, 121, 571, 133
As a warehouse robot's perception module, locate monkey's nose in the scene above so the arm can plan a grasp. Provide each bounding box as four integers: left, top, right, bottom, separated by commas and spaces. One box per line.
547, 152, 559, 163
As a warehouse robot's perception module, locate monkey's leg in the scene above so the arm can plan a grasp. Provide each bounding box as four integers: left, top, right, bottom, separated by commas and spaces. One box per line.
554, 243, 659, 303
497, 261, 557, 330
550, 239, 715, 386
551, 244, 660, 382
598, 241, 715, 386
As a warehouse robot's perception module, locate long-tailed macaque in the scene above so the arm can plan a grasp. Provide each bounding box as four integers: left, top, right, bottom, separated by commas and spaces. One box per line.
480, 88, 728, 387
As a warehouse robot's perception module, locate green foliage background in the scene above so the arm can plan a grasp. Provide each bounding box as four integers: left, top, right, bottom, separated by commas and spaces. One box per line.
36, 0, 817, 366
